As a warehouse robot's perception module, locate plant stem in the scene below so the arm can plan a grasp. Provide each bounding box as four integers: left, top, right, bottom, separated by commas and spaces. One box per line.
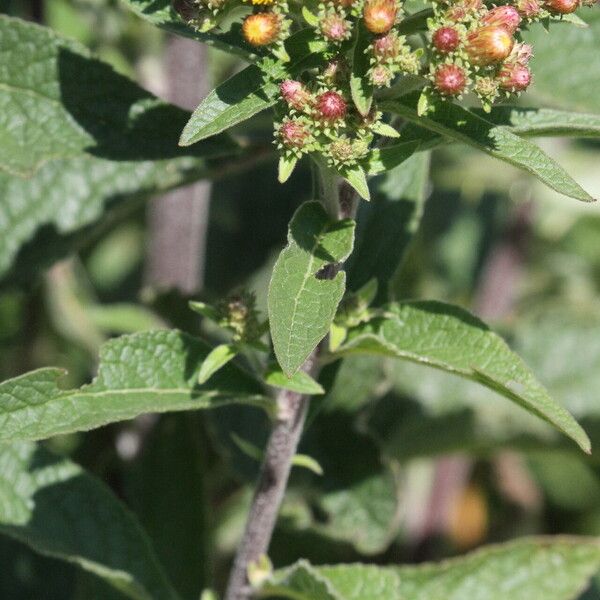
223, 168, 357, 600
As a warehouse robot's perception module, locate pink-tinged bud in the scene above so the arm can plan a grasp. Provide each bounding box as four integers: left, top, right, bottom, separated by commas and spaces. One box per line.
316, 91, 347, 121
466, 25, 514, 65
434, 64, 467, 96
280, 80, 311, 110
370, 64, 394, 86
516, 0, 542, 18
446, 0, 483, 21
242, 12, 280, 46
279, 119, 310, 148
333, 0, 355, 6
372, 32, 401, 58
546, 0, 580, 13
498, 63, 532, 91
432, 27, 461, 53
320, 13, 351, 41
363, 0, 398, 34
511, 42, 533, 65
481, 5, 521, 33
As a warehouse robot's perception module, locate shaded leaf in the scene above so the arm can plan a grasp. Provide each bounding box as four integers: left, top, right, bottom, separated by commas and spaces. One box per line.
198, 343, 238, 384
0, 442, 180, 600
0, 330, 268, 443
350, 23, 373, 117
264, 365, 325, 395
366, 140, 420, 175
269, 202, 355, 376
336, 301, 590, 452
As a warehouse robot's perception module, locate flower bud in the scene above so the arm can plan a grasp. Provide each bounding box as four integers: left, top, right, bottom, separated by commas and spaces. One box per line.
333, 0, 355, 6
516, 0, 542, 18
498, 63, 532, 91
546, 0, 580, 13
466, 25, 514, 65
372, 31, 401, 58
320, 13, 352, 42
279, 119, 310, 148
280, 80, 312, 111
434, 64, 467, 96
432, 27, 461, 53
370, 64, 394, 86
316, 91, 347, 121
445, 0, 483, 21
481, 5, 521, 33
510, 42, 533, 65
328, 138, 356, 164
242, 12, 280, 46
363, 0, 398, 34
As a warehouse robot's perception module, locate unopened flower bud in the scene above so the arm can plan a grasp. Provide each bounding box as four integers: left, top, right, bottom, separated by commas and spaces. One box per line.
516, 0, 542, 18
279, 119, 310, 148
474, 75, 499, 99
546, 0, 580, 13
370, 64, 394, 86
329, 138, 356, 164
363, 0, 398, 34
432, 27, 461, 53
280, 80, 311, 110
510, 42, 533, 65
481, 5, 521, 33
498, 63, 532, 91
446, 0, 483, 21
466, 25, 514, 65
242, 12, 280, 46
320, 13, 352, 41
316, 91, 347, 121
333, 0, 355, 6
434, 64, 467, 96
372, 31, 401, 58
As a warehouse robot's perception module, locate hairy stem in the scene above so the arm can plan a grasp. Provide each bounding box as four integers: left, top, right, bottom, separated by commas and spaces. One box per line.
223, 169, 357, 600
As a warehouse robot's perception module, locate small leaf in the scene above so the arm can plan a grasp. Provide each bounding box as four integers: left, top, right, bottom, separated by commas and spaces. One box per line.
370, 121, 400, 138
350, 23, 373, 117
268, 201, 355, 376
382, 93, 595, 202
337, 301, 591, 453
189, 300, 221, 321
262, 537, 600, 600
342, 165, 370, 200
301, 6, 319, 26
264, 364, 325, 395
292, 454, 324, 475
0, 330, 268, 443
329, 323, 348, 352
278, 154, 299, 183
0, 442, 181, 600
198, 343, 238, 384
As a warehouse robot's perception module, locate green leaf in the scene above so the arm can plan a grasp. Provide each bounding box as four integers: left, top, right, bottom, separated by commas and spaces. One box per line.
180, 29, 326, 145
88, 304, 165, 334
0, 16, 236, 177
264, 364, 325, 395
350, 23, 373, 117
348, 152, 430, 302
198, 343, 238, 384
336, 301, 591, 453
366, 140, 421, 175
268, 202, 355, 376
341, 165, 370, 201
262, 537, 600, 600
279, 154, 299, 183
0, 442, 180, 600
523, 13, 600, 112
381, 93, 595, 202
126, 414, 210, 599
119, 0, 254, 59
370, 121, 400, 138
0, 330, 268, 443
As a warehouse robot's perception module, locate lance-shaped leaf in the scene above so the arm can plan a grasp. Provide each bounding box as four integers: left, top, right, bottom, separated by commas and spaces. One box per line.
336, 301, 590, 453
180, 30, 327, 145
120, 0, 254, 58
0, 330, 268, 443
262, 537, 600, 600
0, 16, 236, 177
350, 23, 373, 117
0, 442, 180, 600
381, 94, 595, 202
269, 202, 355, 376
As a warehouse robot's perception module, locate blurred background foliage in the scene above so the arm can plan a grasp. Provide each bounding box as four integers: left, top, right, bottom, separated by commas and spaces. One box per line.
2, 1, 600, 598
